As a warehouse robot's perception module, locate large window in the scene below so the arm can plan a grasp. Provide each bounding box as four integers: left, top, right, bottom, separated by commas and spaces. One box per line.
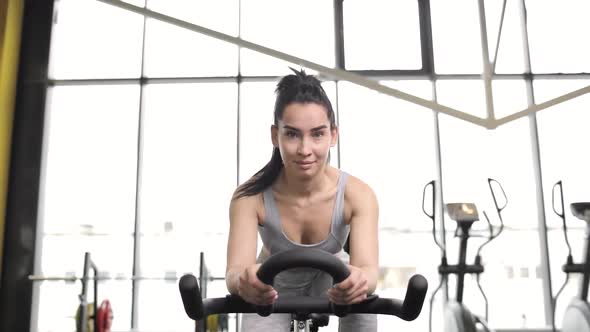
536, 79, 590, 329
343, 0, 422, 70
30, 0, 590, 331
36, 84, 140, 331
438, 78, 545, 328
337, 80, 438, 331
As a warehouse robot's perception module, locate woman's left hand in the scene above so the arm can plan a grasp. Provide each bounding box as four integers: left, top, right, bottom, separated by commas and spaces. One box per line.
326, 264, 369, 304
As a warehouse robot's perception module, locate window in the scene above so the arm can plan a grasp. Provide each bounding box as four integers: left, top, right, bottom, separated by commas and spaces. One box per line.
536, 79, 590, 328
239, 0, 335, 76
37, 84, 140, 331
136, 82, 237, 330
337, 80, 438, 330
33, 0, 590, 331
526, 1, 590, 73
438, 112, 544, 328
49, 0, 144, 79
430, 0, 483, 74
343, 0, 421, 70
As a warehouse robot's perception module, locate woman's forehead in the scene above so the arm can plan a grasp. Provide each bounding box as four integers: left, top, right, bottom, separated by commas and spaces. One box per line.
280, 103, 330, 125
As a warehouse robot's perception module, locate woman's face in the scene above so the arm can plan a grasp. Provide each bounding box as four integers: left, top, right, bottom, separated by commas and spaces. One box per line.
272, 102, 338, 179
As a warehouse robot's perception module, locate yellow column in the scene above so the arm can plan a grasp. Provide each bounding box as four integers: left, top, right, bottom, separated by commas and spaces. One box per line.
0, 0, 24, 278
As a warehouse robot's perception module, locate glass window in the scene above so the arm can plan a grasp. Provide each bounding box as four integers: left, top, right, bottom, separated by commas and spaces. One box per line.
146, 0, 238, 36
343, 0, 421, 70
535, 79, 590, 329
492, 80, 528, 119
484, 0, 526, 74
35, 280, 132, 332
49, 0, 144, 79
430, 0, 483, 74
240, 0, 335, 76
436, 80, 486, 118
526, 1, 590, 73
138, 83, 237, 278
438, 114, 544, 328
376, 232, 443, 332
39, 235, 134, 277
535, 79, 590, 217
137, 279, 236, 332
37, 84, 139, 331
480, 231, 545, 328
337, 80, 436, 231
337, 80, 437, 331
142, 18, 239, 77
238, 82, 278, 184
40, 85, 140, 235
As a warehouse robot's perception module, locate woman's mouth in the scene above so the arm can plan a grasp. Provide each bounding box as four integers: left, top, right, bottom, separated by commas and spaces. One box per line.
296, 161, 315, 169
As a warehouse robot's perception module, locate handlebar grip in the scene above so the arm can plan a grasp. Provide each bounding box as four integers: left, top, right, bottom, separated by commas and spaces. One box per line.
179, 274, 204, 320
401, 274, 428, 321
255, 248, 351, 317
256, 248, 350, 284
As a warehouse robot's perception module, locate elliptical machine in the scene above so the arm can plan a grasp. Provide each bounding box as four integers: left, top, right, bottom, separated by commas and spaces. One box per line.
551, 180, 590, 332
422, 179, 506, 332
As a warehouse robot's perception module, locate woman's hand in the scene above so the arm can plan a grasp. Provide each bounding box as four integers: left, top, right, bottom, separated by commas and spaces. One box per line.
237, 264, 278, 305
326, 264, 369, 304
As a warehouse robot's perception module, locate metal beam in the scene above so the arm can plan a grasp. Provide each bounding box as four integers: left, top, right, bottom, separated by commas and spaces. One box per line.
95, 0, 590, 130
95, 0, 488, 128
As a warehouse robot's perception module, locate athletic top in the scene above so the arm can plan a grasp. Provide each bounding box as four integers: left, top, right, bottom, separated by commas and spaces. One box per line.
258, 170, 350, 255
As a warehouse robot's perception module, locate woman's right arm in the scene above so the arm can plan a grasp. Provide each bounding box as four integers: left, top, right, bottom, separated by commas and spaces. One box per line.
226, 194, 277, 304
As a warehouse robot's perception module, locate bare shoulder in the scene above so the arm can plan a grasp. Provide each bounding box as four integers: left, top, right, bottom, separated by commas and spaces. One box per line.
345, 175, 376, 201
344, 174, 378, 211
229, 182, 264, 218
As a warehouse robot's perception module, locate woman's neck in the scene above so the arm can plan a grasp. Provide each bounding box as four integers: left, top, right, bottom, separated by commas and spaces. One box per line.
277, 166, 335, 198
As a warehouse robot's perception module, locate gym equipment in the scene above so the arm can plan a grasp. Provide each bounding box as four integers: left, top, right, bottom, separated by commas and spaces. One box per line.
199, 252, 210, 332
422, 179, 506, 332
75, 252, 113, 332
75, 303, 94, 332
96, 299, 113, 332
179, 247, 428, 332
551, 181, 590, 332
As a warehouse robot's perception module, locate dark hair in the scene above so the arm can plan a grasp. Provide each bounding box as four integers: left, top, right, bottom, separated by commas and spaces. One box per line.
234, 68, 336, 199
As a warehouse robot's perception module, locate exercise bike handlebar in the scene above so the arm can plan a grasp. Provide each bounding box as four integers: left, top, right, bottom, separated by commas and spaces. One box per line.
179, 248, 428, 322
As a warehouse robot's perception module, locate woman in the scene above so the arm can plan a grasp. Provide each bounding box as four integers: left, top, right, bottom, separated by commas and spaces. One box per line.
226, 68, 379, 331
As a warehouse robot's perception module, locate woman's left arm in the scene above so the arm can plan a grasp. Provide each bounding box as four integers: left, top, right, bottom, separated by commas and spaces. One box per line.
328, 177, 379, 304
348, 178, 379, 294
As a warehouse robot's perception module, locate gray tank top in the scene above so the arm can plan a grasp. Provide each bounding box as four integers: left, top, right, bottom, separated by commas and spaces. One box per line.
258, 170, 350, 255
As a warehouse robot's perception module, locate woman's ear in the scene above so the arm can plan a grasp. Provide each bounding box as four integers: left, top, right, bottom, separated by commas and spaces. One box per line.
271, 124, 279, 147
330, 126, 338, 147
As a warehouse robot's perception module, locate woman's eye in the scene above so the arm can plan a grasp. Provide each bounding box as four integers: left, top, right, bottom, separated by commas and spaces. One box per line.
312, 131, 325, 138
286, 131, 298, 138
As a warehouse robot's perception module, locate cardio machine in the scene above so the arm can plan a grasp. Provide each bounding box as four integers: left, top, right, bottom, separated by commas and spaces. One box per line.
551, 181, 590, 332
422, 179, 506, 332
179, 248, 428, 332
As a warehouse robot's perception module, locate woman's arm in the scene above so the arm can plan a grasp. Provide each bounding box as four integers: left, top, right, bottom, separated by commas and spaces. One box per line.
226, 194, 259, 294
348, 178, 379, 294
328, 177, 379, 304
226, 193, 277, 305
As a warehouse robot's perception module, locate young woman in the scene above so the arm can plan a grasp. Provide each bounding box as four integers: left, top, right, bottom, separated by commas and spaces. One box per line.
226, 68, 379, 331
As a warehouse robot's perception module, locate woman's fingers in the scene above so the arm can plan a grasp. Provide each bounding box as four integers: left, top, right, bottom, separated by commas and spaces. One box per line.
327, 271, 369, 304
238, 266, 278, 305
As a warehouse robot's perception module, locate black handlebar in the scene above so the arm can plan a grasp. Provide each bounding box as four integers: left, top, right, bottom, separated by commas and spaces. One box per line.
256, 248, 350, 284
179, 248, 428, 322
255, 248, 351, 317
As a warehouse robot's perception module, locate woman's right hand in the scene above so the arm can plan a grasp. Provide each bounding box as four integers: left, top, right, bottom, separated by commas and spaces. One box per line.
237, 264, 278, 305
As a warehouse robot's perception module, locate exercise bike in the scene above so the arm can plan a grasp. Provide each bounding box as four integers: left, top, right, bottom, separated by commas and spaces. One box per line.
422, 179, 506, 332
551, 180, 590, 332
179, 248, 428, 332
